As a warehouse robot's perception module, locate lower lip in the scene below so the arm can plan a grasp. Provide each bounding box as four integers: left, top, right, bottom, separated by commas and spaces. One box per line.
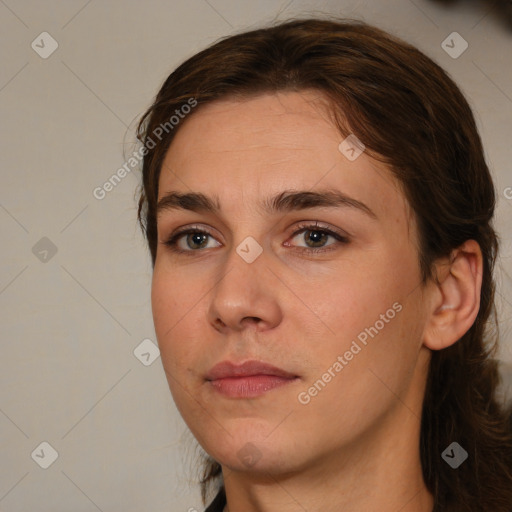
208, 375, 298, 398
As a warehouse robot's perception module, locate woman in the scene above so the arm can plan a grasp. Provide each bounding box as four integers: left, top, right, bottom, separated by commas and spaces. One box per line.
136, 18, 512, 512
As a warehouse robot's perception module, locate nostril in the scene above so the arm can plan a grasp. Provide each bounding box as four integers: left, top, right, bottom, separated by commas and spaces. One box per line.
213, 318, 227, 330
240, 316, 263, 328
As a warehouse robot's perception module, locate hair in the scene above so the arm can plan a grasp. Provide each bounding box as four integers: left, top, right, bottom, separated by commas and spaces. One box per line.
136, 17, 512, 511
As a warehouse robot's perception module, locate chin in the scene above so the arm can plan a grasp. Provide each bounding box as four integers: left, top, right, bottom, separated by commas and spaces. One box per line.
199, 424, 302, 475
216, 445, 294, 474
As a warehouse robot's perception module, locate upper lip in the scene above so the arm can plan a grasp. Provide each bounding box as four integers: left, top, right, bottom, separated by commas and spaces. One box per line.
206, 360, 297, 380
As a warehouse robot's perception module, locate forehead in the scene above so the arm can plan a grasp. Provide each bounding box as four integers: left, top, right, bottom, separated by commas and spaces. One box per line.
157, 91, 411, 226
161, 91, 339, 172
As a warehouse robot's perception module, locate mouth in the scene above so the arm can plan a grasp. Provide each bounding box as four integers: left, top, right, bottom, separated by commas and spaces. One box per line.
205, 360, 300, 398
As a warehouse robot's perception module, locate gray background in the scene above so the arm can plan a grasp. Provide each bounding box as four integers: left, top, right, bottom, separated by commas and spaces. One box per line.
1, 1, 511, 511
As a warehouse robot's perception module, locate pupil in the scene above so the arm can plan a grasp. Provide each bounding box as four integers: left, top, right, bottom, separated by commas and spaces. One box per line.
189, 233, 207, 248
307, 230, 327, 247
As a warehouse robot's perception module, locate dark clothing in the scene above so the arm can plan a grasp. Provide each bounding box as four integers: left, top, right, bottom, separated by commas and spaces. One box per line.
204, 487, 226, 512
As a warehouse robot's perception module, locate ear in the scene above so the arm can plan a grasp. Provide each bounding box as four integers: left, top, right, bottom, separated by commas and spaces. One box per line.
423, 240, 483, 351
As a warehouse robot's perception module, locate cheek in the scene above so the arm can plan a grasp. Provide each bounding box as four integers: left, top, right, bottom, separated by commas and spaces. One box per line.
294, 299, 423, 444
151, 268, 204, 372
301, 265, 405, 342
296, 247, 421, 379
151, 261, 205, 331
151, 276, 173, 330
151, 272, 207, 419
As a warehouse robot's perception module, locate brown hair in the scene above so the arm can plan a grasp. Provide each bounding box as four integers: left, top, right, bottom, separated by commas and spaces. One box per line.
136, 17, 512, 511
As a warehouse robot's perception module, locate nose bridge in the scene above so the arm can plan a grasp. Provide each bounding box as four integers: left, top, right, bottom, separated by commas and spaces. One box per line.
214, 238, 266, 308
208, 239, 281, 330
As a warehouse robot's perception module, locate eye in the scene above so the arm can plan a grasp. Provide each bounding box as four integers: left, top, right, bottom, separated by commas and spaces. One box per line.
287, 222, 349, 252
162, 222, 349, 255
163, 227, 221, 253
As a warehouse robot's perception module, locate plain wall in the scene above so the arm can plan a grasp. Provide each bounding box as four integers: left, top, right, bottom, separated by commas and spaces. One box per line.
1, 1, 511, 511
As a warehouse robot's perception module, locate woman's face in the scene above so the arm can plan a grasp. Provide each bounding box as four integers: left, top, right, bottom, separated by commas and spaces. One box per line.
152, 91, 432, 475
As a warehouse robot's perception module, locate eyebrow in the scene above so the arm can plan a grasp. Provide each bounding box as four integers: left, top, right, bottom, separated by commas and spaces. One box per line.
156, 189, 377, 219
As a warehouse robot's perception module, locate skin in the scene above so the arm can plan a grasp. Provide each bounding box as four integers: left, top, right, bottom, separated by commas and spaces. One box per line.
151, 91, 482, 512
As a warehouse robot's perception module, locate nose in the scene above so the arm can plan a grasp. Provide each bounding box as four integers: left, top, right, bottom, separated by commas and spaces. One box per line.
207, 244, 283, 333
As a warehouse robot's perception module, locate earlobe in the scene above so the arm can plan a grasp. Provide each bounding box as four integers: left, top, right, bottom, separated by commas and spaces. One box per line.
423, 240, 483, 351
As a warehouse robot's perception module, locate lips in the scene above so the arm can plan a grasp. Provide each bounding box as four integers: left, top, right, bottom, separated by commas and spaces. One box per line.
206, 360, 297, 380
205, 360, 299, 398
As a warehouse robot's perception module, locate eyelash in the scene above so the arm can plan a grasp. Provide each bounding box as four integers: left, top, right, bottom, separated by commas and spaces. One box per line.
163, 222, 350, 255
